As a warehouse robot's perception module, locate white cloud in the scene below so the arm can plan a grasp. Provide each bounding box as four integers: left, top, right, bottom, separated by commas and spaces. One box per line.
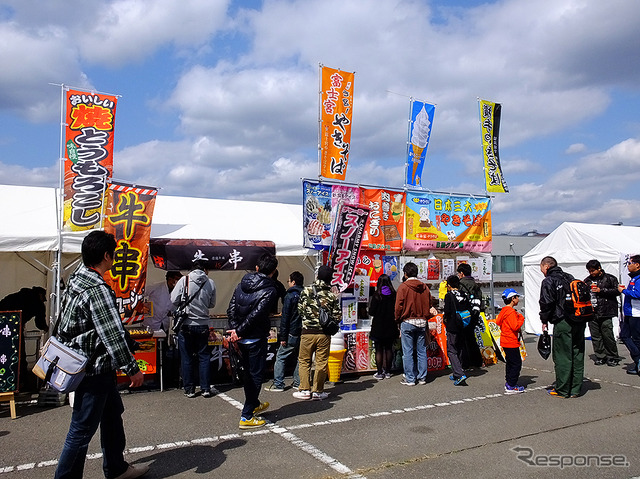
565, 143, 587, 154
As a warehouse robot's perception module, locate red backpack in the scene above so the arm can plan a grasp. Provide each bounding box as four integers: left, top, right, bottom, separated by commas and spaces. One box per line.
564, 279, 594, 321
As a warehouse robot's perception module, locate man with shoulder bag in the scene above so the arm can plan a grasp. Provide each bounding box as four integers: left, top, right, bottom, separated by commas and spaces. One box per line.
539, 256, 585, 399
293, 265, 341, 401
54, 231, 147, 479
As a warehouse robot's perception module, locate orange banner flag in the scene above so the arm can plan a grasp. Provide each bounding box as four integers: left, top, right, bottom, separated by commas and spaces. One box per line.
319, 66, 355, 181
104, 182, 157, 324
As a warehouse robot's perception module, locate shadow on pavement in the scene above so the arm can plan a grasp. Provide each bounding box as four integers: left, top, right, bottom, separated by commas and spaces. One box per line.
135, 440, 245, 478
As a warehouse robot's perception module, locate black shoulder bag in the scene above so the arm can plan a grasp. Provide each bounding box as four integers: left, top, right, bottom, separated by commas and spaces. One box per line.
171, 278, 207, 334
313, 285, 339, 336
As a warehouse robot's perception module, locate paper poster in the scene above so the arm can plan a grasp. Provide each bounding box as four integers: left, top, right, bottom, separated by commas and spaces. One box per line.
341, 295, 357, 330
353, 275, 370, 303
442, 258, 455, 278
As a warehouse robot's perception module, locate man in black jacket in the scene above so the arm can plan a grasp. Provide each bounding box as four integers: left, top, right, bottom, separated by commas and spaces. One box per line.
539, 256, 586, 398
227, 253, 279, 429
265, 271, 304, 392
584, 259, 622, 367
457, 263, 484, 369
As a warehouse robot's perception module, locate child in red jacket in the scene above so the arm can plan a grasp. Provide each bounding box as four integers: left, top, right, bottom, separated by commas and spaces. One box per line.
496, 288, 525, 394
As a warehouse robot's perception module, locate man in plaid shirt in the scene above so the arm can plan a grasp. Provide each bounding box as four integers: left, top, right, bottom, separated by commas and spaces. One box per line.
55, 231, 148, 479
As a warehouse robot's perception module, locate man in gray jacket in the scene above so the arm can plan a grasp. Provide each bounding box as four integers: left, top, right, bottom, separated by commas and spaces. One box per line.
171, 260, 216, 398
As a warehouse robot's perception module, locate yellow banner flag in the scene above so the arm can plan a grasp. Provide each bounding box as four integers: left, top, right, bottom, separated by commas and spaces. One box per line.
479, 99, 508, 193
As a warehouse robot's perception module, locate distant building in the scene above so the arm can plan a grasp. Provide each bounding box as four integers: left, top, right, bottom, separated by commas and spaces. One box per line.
485, 232, 547, 316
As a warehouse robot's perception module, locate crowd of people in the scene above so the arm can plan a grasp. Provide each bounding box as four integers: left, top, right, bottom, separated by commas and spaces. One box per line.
3, 230, 640, 479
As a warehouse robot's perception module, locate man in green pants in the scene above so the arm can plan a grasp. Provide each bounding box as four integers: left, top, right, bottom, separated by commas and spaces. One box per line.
539, 256, 585, 398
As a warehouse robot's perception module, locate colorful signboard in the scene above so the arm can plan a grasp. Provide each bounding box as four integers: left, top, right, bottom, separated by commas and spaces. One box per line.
405, 191, 492, 252
63, 89, 118, 231
362, 188, 404, 251
320, 65, 355, 181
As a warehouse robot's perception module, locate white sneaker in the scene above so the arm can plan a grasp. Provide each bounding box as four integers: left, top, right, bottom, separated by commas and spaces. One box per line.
114, 464, 150, 479
312, 391, 329, 400
293, 390, 311, 400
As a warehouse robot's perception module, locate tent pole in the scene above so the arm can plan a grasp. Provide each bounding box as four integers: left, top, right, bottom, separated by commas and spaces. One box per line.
53, 84, 66, 331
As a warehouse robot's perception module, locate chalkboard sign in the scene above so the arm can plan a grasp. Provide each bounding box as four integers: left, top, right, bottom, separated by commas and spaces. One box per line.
0, 311, 21, 392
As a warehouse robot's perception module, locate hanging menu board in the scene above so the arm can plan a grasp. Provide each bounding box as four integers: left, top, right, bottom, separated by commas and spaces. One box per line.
0, 311, 21, 392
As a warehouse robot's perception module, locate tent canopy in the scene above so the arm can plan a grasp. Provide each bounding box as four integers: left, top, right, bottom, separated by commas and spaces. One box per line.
522, 222, 640, 334
0, 184, 309, 257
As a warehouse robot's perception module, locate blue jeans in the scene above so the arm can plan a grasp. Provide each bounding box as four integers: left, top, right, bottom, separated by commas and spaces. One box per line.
55, 372, 129, 479
238, 338, 267, 419
272, 334, 300, 388
400, 322, 427, 383
178, 324, 212, 393
621, 316, 640, 363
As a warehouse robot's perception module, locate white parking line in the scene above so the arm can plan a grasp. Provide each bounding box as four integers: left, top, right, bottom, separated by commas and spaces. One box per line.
1, 377, 635, 476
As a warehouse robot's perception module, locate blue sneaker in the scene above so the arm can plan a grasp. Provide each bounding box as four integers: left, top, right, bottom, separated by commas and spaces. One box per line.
453, 375, 467, 386
449, 374, 455, 381
504, 383, 525, 394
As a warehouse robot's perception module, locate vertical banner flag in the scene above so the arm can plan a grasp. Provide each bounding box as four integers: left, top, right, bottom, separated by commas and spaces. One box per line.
479, 99, 508, 193
104, 182, 157, 324
63, 89, 118, 231
361, 188, 405, 251
328, 203, 370, 292
319, 65, 355, 181
404, 191, 492, 252
406, 101, 435, 187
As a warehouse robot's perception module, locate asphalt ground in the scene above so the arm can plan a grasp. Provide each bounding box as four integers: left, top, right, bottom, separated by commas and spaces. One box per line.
1, 335, 640, 479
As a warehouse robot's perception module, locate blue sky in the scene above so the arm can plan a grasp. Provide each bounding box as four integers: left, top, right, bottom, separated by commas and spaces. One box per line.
1, 0, 640, 233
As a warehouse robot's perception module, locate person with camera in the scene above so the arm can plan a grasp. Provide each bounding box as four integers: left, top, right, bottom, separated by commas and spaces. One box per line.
54, 231, 147, 479
170, 260, 216, 398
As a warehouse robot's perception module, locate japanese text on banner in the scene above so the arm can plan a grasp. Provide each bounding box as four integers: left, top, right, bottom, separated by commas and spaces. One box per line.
404, 191, 492, 252
63, 89, 118, 231
329, 203, 370, 291
362, 188, 404, 251
104, 182, 157, 324
479, 99, 508, 193
320, 66, 355, 181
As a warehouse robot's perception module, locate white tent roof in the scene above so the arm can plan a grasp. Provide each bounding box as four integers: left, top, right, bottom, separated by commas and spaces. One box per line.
522, 222, 640, 333
0, 184, 309, 256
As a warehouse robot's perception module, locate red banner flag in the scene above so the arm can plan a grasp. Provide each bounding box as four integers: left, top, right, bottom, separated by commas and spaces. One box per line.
63, 89, 118, 231
104, 182, 157, 324
319, 66, 355, 181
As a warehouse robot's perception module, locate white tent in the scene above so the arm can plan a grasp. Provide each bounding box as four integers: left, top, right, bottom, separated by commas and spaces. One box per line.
522, 222, 640, 334
0, 184, 316, 314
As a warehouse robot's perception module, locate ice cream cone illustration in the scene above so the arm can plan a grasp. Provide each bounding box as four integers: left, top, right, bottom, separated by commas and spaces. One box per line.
409, 105, 432, 185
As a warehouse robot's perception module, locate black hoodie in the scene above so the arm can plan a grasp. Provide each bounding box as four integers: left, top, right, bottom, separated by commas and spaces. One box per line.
227, 272, 277, 339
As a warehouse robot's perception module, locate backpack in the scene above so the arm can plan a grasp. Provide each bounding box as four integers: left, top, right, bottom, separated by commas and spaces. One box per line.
564, 279, 594, 321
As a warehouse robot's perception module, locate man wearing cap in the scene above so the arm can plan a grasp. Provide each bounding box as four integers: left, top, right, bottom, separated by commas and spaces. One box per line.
618, 254, 640, 375
539, 256, 586, 398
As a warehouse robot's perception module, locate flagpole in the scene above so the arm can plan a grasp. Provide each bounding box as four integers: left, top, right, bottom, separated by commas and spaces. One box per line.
54, 83, 67, 332
317, 63, 323, 180
404, 98, 413, 188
